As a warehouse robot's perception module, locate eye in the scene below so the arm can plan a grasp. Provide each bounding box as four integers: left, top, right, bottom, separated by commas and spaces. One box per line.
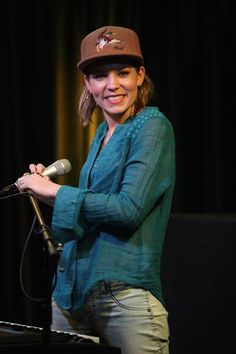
91, 72, 107, 80
118, 69, 130, 77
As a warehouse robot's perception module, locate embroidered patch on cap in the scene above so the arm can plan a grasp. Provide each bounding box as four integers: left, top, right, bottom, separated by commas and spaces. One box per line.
96, 30, 124, 52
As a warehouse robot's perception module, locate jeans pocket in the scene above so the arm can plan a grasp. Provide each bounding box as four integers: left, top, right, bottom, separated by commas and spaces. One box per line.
107, 283, 151, 311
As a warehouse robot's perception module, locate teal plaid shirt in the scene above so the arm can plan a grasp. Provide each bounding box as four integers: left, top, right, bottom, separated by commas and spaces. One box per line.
52, 107, 175, 310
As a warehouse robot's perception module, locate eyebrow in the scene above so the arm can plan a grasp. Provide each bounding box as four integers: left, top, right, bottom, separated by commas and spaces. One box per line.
91, 64, 133, 73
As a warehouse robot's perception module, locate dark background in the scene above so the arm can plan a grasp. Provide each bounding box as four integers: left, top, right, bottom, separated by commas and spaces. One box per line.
1, 1, 235, 353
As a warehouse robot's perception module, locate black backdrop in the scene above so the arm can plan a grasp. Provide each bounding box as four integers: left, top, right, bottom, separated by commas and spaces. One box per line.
1, 1, 235, 353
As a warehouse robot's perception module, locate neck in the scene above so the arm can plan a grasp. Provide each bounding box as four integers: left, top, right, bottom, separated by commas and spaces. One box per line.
103, 105, 134, 126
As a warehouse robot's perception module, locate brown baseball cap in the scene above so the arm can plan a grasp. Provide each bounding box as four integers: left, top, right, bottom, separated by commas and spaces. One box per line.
77, 26, 144, 73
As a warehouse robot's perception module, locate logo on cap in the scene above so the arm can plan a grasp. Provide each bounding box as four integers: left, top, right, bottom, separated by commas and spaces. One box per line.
96, 30, 124, 52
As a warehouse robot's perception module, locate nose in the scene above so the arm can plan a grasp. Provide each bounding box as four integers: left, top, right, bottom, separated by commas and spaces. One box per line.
106, 73, 119, 90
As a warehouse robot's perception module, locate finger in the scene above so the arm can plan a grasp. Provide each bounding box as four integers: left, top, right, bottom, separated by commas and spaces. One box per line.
36, 163, 46, 175
15, 178, 24, 191
28, 163, 45, 174
29, 164, 37, 173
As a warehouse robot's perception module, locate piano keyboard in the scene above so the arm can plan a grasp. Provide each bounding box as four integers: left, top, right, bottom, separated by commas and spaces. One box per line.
0, 320, 100, 344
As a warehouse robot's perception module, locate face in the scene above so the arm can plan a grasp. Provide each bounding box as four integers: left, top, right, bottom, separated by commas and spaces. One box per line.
84, 63, 145, 122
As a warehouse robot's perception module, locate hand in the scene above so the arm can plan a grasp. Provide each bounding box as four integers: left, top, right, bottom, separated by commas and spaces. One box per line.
16, 164, 62, 205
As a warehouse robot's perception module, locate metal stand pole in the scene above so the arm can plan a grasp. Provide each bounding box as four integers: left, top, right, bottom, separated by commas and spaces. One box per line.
28, 194, 59, 347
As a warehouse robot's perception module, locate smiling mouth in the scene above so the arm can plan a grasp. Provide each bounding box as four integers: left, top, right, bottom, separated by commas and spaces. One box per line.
105, 95, 125, 103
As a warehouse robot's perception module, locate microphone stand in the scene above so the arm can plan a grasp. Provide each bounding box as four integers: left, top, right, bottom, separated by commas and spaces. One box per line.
28, 194, 59, 348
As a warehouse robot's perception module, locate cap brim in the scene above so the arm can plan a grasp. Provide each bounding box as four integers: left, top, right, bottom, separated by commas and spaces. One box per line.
78, 54, 143, 73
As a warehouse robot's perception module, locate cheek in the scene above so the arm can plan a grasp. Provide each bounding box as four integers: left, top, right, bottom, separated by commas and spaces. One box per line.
85, 78, 101, 95
89, 84, 103, 97
91, 88, 101, 96
128, 83, 139, 97
125, 79, 139, 91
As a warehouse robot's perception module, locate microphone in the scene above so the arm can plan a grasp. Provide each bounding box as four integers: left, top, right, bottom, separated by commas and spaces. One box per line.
0, 159, 72, 196
40, 158, 72, 178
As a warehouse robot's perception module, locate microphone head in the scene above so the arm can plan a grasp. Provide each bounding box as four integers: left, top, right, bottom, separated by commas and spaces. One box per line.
43, 159, 72, 178
55, 159, 72, 175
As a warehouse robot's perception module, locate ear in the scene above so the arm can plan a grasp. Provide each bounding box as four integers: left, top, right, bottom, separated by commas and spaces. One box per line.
137, 66, 145, 86
84, 75, 91, 92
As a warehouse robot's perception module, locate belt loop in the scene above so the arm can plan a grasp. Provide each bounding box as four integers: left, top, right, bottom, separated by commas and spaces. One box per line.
105, 281, 110, 294
99, 281, 110, 294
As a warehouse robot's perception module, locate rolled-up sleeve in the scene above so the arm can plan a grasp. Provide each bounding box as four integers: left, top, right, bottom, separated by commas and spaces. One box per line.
52, 186, 90, 243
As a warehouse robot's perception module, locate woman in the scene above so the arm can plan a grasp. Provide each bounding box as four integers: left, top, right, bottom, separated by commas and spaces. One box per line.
17, 25, 175, 354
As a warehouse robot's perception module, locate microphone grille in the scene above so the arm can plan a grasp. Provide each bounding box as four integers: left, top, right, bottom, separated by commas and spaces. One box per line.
55, 159, 72, 175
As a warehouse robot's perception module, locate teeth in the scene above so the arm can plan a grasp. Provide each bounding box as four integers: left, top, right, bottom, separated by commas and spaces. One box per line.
106, 95, 123, 101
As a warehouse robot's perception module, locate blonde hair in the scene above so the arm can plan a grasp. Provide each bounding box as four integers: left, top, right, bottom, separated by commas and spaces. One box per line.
78, 69, 155, 127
